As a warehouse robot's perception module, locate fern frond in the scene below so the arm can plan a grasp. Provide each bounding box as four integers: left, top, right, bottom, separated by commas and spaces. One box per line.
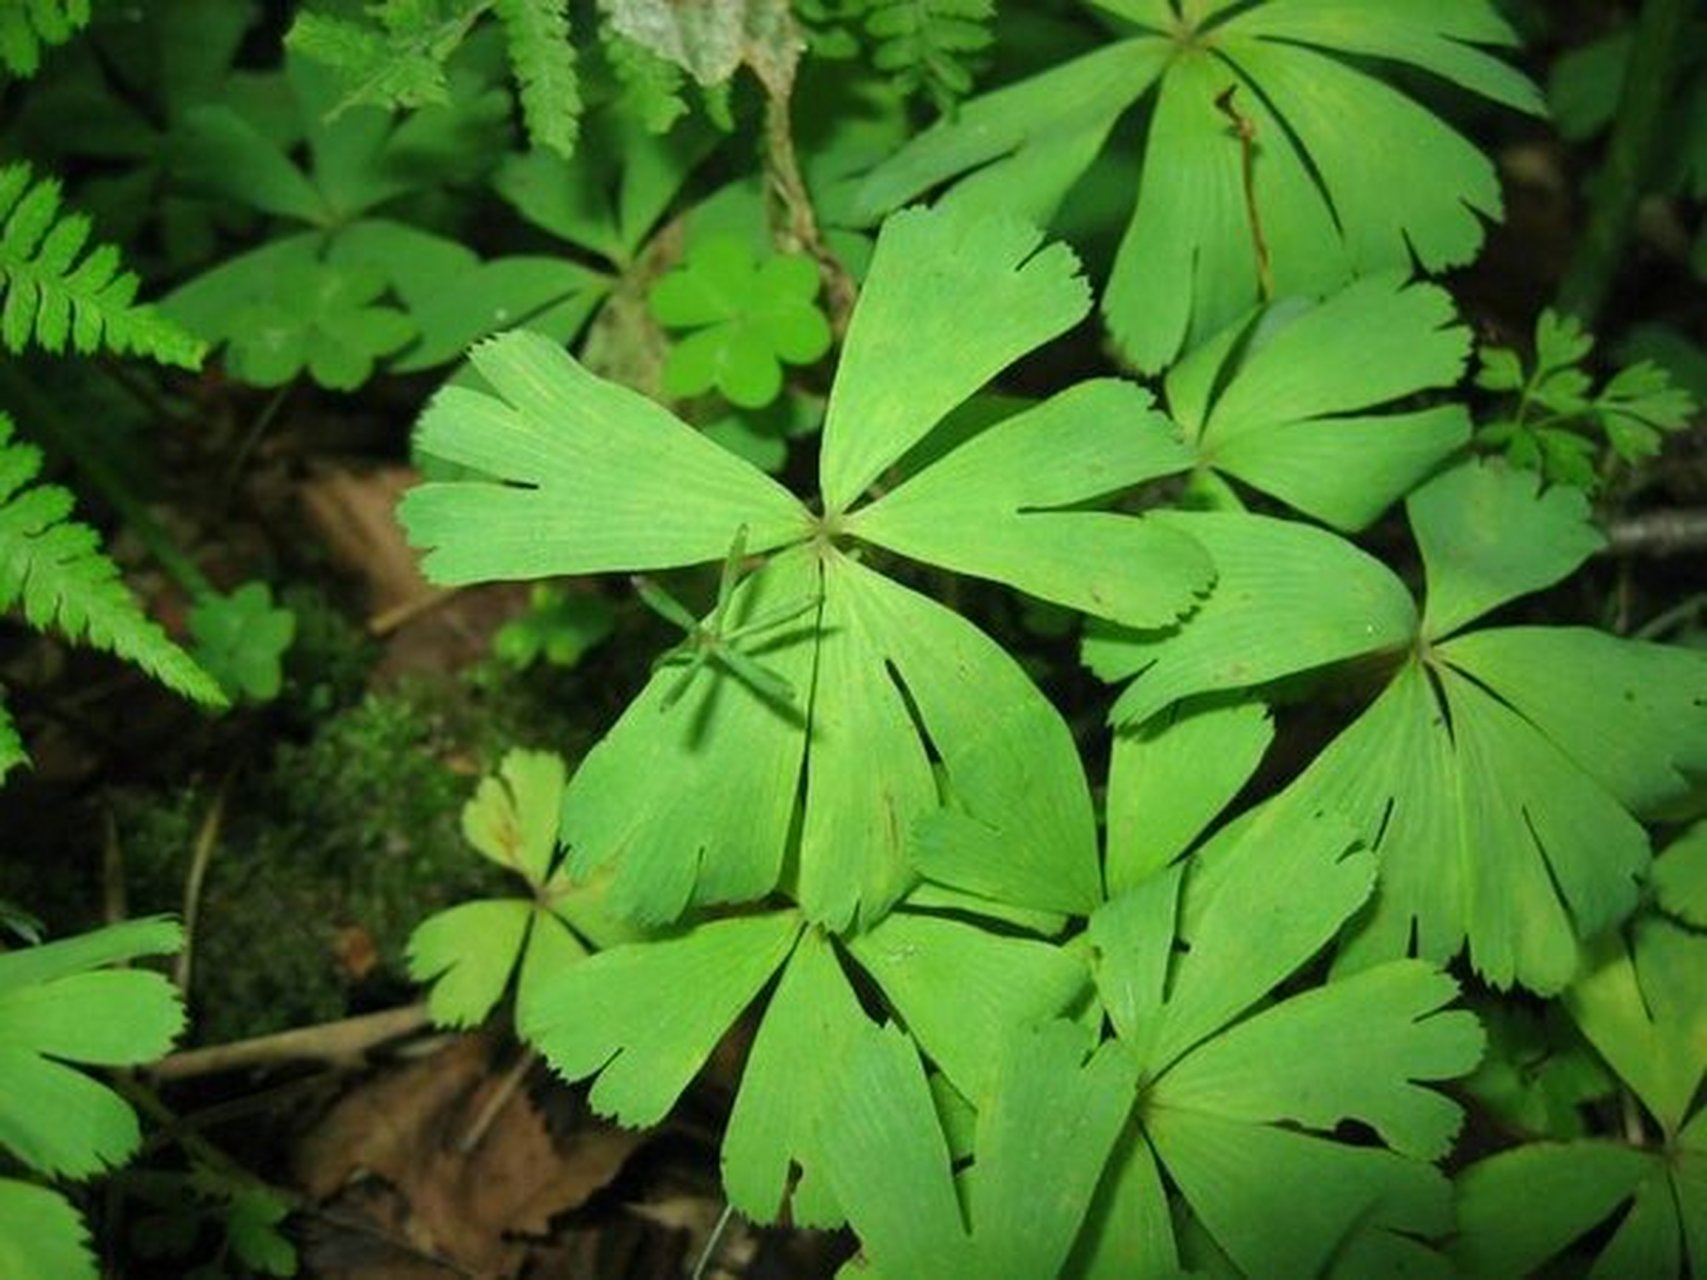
867, 0, 993, 112
603, 30, 688, 133
0, 164, 205, 368
0, 413, 224, 709
286, 0, 489, 116
495, 0, 579, 159
0, 0, 90, 78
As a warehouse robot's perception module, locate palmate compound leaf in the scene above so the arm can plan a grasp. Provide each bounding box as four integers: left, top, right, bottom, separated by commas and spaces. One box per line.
407, 206, 1203, 927
1079, 800, 1483, 1280
1089, 458, 1705, 993
408, 749, 643, 1027
856, 0, 1541, 371
0, 917, 185, 1179
1454, 911, 1707, 1280
818, 1019, 1140, 1279
0, 1178, 96, 1280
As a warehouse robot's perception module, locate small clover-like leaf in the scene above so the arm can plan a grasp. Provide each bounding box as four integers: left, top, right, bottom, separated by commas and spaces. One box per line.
0, 918, 184, 1179
188, 582, 297, 704
651, 237, 832, 408
412, 749, 641, 1027
493, 584, 614, 670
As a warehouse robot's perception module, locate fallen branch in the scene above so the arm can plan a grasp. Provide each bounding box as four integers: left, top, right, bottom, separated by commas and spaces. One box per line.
151, 1003, 435, 1081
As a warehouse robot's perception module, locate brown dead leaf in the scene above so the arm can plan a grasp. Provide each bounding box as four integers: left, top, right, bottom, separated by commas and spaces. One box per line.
296, 1036, 647, 1279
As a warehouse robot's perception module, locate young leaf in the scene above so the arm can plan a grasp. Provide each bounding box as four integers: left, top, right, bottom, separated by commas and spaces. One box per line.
1163, 275, 1473, 531
0, 413, 224, 710
403, 329, 809, 582
819, 206, 1090, 512
0, 1179, 95, 1280
410, 748, 640, 1026
0, 163, 204, 367
0, 917, 184, 1178
849, 379, 1213, 628
521, 911, 803, 1127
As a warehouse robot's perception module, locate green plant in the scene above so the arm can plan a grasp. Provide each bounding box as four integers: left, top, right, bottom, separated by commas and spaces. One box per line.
1475, 307, 1697, 490
393, 170, 1707, 1272
857, 1, 1544, 371
0, 917, 187, 1280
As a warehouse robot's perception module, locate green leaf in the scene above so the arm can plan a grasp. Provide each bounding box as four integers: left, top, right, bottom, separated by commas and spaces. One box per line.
284, 4, 473, 115
818, 1022, 968, 1276
561, 549, 817, 922
1289, 656, 1650, 995
1148, 805, 1374, 1070
819, 206, 1090, 512
403, 330, 808, 582
1565, 917, 1707, 1136
521, 911, 802, 1127
0, 917, 184, 1178
1410, 460, 1604, 639
1061, 1121, 1182, 1280
1655, 821, 1707, 928
0, 415, 222, 709
407, 899, 534, 1028
188, 582, 296, 703
1166, 275, 1473, 530
1103, 697, 1273, 895
821, 1019, 1138, 1279
722, 928, 868, 1226
849, 379, 1212, 628
861, 5, 1537, 371
1086, 512, 1416, 728
463, 748, 566, 882
0, 163, 204, 367
494, 0, 580, 159
1144, 1112, 1452, 1280
0, 704, 23, 780
1438, 628, 1707, 814
838, 559, 1103, 918
1453, 1141, 1658, 1280
653, 237, 831, 409
0, 1179, 96, 1280
391, 256, 608, 373
1153, 962, 1482, 1161
493, 584, 614, 669
846, 912, 1088, 1105
225, 1187, 297, 1277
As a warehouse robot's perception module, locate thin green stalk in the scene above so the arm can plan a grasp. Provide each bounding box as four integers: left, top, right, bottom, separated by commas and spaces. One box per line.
1557, 0, 1692, 323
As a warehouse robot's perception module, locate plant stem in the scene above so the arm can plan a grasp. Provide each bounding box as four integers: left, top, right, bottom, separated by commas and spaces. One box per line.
1557, 0, 1692, 324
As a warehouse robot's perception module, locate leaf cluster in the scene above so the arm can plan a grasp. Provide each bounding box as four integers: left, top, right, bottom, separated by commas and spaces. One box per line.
1475, 307, 1698, 490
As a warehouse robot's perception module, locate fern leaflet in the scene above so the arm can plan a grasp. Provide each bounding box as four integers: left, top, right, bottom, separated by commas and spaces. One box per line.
0, 412, 225, 715
0, 164, 205, 367
867, 0, 993, 112
495, 0, 579, 159
285, 0, 489, 116
0, 0, 90, 78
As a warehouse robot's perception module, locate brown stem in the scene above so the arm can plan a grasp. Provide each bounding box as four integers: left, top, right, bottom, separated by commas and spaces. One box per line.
1602, 507, 1707, 557
762, 79, 857, 334
150, 1002, 434, 1080
1216, 84, 1273, 302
